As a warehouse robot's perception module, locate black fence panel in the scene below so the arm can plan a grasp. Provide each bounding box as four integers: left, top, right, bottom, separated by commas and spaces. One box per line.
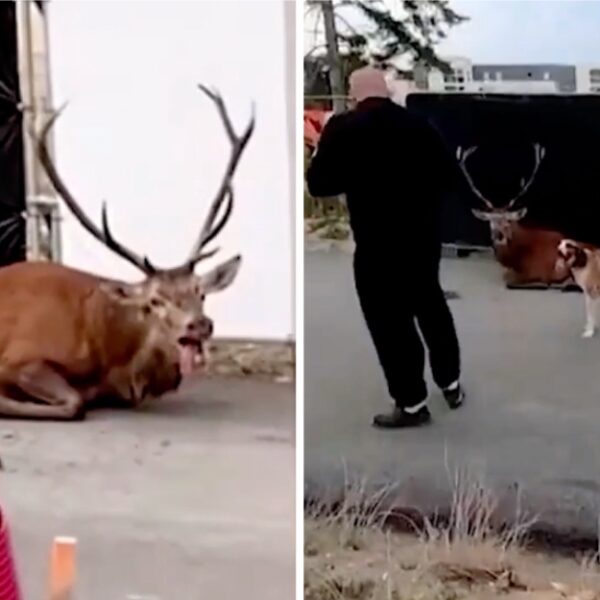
0, 0, 26, 265
406, 93, 600, 248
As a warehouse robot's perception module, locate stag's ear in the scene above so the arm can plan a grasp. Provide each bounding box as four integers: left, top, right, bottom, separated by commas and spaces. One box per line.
472, 209, 493, 221
198, 255, 242, 294
507, 207, 527, 221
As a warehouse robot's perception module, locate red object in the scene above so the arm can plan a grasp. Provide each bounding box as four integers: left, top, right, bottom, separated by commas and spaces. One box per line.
304, 109, 333, 149
0, 508, 21, 600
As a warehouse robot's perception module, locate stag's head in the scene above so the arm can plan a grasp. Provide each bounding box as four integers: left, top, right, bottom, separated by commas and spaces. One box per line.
34, 85, 255, 374
471, 206, 528, 246
457, 144, 545, 248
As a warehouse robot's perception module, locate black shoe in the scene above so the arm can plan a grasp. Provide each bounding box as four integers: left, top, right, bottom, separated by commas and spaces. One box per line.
443, 383, 464, 410
372, 406, 431, 429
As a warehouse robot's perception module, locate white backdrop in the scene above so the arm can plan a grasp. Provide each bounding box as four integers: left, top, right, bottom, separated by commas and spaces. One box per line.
46, 0, 293, 340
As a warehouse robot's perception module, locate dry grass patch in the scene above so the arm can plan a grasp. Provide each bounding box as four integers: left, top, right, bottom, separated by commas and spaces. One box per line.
305, 475, 600, 599
306, 217, 352, 241
205, 339, 294, 381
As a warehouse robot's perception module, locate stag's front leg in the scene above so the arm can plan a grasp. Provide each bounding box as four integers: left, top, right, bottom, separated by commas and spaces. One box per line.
503, 268, 546, 289
582, 294, 598, 338
0, 362, 86, 420
503, 268, 523, 287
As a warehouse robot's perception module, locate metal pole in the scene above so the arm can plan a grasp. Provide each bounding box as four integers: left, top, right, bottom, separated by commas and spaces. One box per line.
16, 1, 35, 196
283, 0, 295, 348
16, 0, 36, 260
36, 0, 62, 262
320, 0, 346, 113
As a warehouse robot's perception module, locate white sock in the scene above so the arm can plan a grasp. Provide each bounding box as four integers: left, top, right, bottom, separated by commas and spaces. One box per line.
404, 400, 428, 414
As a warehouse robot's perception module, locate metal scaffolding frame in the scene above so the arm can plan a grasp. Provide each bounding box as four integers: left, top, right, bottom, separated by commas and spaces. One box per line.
16, 0, 61, 263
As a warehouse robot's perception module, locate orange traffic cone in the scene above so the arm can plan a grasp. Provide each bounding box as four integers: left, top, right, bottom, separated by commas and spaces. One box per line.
48, 536, 76, 600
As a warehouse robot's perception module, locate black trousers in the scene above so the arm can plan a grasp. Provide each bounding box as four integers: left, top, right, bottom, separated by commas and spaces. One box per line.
353, 245, 461, 409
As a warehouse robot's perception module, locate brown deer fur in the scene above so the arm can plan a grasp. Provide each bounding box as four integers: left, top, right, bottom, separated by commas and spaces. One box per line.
0, 262, 185, 419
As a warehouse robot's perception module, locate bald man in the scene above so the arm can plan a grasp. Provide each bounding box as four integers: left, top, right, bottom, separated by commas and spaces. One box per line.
306, 66, 464, 429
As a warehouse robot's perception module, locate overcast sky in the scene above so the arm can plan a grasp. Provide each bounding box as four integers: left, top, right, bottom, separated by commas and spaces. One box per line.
305, 0, 600, 65
438, 0, 600, 64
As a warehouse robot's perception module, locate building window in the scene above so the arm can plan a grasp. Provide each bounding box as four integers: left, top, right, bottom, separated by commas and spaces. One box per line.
590, 69, 600, 83
445, 70, 467, 85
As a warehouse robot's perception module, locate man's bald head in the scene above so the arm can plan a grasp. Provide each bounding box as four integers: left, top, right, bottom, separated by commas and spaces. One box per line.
348, 66, 390, 103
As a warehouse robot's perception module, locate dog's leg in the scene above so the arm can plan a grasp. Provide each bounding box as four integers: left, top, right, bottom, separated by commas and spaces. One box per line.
583, 293, 597, 338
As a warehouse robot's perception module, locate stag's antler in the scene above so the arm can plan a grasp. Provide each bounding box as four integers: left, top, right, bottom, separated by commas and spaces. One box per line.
34, 105, 157, 274
32, 85, 255, 277
183, 85, 256, 271
501, 143, 545, 210
457, 143, 545, 211
457, 146, 494, 210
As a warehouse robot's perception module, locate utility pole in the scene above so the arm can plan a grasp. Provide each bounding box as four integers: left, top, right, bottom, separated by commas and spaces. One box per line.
319, 0, 346, 113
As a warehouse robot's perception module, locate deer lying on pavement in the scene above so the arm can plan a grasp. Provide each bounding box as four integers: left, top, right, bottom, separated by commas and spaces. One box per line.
458, 144, 572, 288
0, 85, 254, 420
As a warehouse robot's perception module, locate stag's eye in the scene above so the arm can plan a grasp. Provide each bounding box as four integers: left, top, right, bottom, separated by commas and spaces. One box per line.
193, 284, 206, 301
150, 298, 164, 308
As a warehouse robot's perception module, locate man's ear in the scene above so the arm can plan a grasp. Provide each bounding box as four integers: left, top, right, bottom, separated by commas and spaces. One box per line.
197, 255, 242, 294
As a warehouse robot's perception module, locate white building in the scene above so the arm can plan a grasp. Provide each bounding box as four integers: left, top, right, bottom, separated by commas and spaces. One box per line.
412, 56, 600, 95
575, 65, 600, 94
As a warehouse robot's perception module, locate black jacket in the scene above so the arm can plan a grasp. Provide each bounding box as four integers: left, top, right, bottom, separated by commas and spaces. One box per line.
306, 97, 459, 250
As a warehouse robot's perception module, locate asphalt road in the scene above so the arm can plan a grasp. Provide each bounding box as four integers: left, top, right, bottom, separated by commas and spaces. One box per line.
0, 376, 295, 599
305, 246, 600, 542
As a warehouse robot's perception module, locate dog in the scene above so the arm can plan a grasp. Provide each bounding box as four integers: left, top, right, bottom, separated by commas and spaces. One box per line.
557, 239, 600, 338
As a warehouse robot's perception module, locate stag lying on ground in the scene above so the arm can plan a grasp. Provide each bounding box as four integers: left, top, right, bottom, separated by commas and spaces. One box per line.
0, 85, 254, 420
457, 144, 571, 288
470, 207, 571, 287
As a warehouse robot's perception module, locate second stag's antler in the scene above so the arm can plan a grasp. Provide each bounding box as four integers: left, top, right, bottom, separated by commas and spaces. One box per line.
33, 85, 255, 276
456, 143, 546, 211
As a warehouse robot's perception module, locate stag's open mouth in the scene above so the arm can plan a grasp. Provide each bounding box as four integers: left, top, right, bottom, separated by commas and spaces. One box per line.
178, 336, 205, 376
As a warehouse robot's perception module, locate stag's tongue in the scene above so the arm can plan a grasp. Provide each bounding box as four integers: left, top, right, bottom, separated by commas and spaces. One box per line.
179, 345, 197, 377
